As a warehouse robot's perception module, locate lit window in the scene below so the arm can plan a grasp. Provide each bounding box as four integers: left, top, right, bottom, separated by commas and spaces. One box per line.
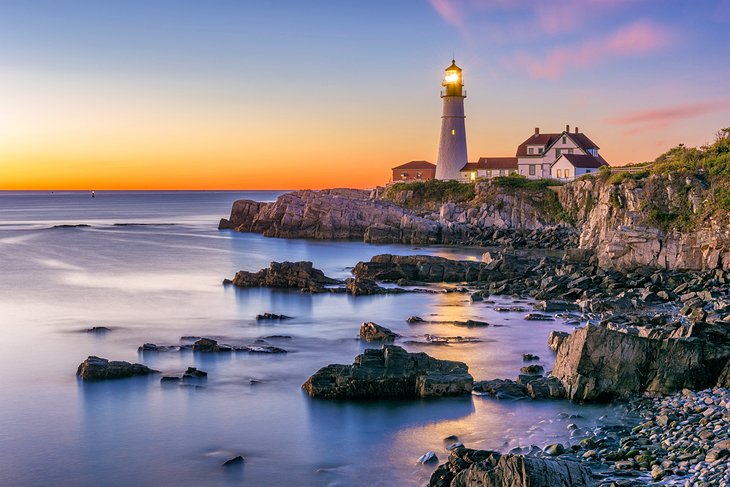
451, 129, 455, 136
470, 172, 476, 181
565, 169, 570, 178
557, 169, 562, 178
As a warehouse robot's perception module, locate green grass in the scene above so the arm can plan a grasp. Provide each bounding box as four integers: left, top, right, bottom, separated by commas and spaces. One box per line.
384, 179, 475, 206
491, 174, 563, 189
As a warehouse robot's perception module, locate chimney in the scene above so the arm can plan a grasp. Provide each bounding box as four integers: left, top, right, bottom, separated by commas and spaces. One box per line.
565, 124, 570, 133
575, 126, 579, 133
534, 127, 540, 135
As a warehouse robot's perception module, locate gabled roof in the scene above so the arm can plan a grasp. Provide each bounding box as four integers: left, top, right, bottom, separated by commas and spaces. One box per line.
553, 153, 609, 169
544, 131, 600, 154
392, 160, 436, 170
516, 133, 561, 157
461, 157, 518, 172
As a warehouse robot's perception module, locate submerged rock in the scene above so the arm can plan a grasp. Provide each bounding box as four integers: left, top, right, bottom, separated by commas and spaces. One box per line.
230, 261, 342, 293
359, 322, 399, 342
428, 446, 595, 487
222, 455, 244, 467
418, 451, 439, 464
255, 313, 293, 321
552, 325, 730, 401
302, 345, 473, 399
76, 356, 157, 381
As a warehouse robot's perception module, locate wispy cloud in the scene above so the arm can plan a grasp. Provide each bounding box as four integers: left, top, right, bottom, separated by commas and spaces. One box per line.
607, 99, 730, 133
513, 21, 674, 79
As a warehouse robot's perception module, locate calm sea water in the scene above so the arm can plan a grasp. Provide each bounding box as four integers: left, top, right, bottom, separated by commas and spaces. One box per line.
0, 191, 623, 486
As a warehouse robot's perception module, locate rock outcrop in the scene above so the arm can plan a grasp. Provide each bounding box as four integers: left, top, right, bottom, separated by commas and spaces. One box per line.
76, 356, 157, 381
560, 174, 730, 271
552, 325, 730, 401
230, 261, 341, 292
359, 322, 399, 342
302, 345, 473, 399
220, 186, 576, 248
428, 446, 595, 487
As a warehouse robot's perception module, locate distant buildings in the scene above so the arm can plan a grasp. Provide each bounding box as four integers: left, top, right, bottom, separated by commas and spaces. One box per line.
390, 60, 610, 184
391, 160, 436, 182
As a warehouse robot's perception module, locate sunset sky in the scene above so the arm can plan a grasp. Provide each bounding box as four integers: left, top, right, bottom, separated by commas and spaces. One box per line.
1, 0, 729, 190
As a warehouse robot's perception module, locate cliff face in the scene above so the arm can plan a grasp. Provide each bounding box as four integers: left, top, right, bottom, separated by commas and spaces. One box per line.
220, 183, 573, 247
560, 174, 730, 271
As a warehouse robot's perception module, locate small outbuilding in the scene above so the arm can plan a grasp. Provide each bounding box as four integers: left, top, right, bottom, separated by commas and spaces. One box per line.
391, 160, 436, 182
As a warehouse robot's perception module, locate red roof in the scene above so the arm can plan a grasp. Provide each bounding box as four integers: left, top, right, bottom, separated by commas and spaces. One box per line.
516, 133, 561, 157
461, 157, 518, 171
554, 153, 609, 169
392, 160, 436, 170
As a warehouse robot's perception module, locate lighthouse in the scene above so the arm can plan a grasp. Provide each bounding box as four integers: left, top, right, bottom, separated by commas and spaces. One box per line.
435, 60, 468, 180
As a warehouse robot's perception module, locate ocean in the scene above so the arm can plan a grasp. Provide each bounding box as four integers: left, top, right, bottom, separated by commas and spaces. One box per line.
0, 191, 623, 486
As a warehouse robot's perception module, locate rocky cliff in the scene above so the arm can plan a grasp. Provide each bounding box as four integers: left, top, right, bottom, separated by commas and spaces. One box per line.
560, 172, 730, 271
220, 182, 575, 248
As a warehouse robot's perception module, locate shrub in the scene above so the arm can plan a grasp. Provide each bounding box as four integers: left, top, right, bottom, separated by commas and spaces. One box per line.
384, 179, 475, 206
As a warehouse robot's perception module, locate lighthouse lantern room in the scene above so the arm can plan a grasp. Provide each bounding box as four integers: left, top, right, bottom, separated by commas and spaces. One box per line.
435, 59, 468, 180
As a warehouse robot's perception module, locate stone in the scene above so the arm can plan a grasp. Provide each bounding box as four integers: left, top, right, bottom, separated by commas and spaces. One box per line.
472, 379, 527, 399
359, 322, 399, 342
230, 261, 342, 293
193, 338, 230, 352
526, 377, 566, 400
544, 443, 565, 456
302, 345, 473, 399
85, 326, 111, 334
407, 316, 426, 324
418, 451, 439, 464
255, 313, 293, 321
525, 313, 554, 321
552, 325, 730, 401
429, 449, 595, 487
520, 364, 544, 375
182, 367, 207, 379
76, 356, 157, 381
523, 353, 540, 361
345, 277, 387, 295
548, 331, 569, 351
222, 456, 244, 467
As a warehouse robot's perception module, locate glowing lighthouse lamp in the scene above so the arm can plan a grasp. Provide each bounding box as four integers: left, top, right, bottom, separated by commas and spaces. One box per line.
435, 60, 468, 180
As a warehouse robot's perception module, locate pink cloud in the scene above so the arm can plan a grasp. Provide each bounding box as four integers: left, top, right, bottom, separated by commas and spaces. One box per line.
608, 100, 730, 129
513, 21, 674, 79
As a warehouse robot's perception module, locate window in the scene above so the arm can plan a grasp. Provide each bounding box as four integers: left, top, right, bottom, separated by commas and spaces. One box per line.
499, 169, 505, 176
470, 172, 476, 181
567, 148, 574, 154
486, 170, 492, 178
451, 129, 455, 136
528, 147, 534, 155
538, 147, 543, 153
589, 148, 598, 157
586, 169, 592, 173
557, 169, 562, 178
416, 172, 422, 179
529, 165, 535, 176
401, 172, 407, 179
565, 169, 570, 178
556, 149, 562, 157
562, 136, 566, 144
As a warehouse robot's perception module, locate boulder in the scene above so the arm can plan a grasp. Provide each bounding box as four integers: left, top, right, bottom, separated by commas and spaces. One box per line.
548, 331, 569, 351
255, 313, 293, 320
359, 322, 399, 342
428, 447, 595, 487
231, 261, 342, 293
193, 338, 230, 352
345, 277, 386, 295
302, 345, 473, 399
76, 356, 157, 381
552, 325, 730, 401
472, 379, 527, 399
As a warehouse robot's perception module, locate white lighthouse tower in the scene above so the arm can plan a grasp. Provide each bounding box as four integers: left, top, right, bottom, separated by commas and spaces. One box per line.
435, 60, 468, 180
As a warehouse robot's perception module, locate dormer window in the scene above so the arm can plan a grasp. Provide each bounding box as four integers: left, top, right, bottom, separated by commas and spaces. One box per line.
538, 147, 543, 153
588, 148, 598, 157
528, 148, 534, 155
